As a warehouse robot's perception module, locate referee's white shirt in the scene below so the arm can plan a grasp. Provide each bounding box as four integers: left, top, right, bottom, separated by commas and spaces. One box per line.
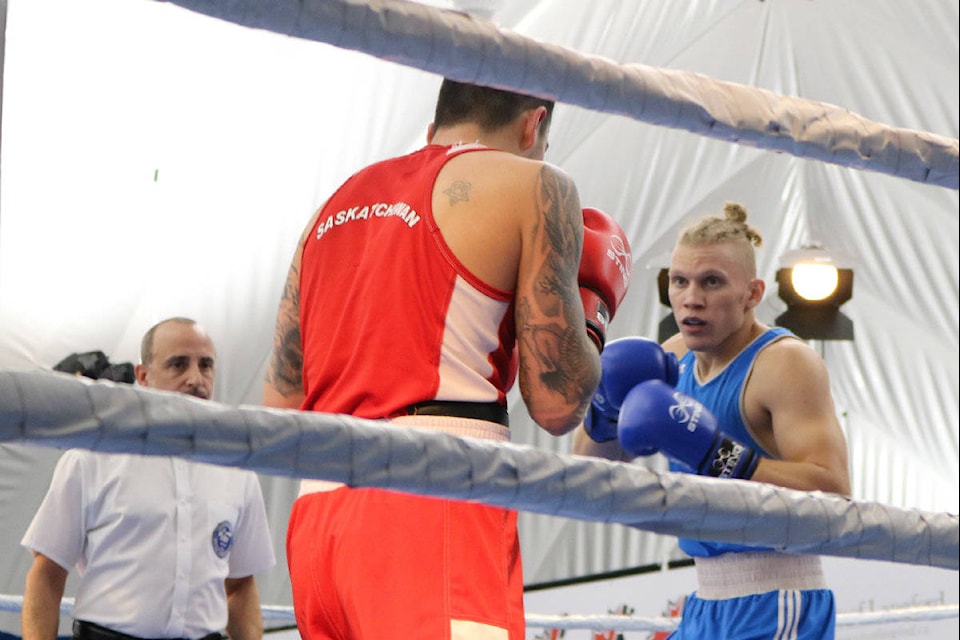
22, 450, 276, 638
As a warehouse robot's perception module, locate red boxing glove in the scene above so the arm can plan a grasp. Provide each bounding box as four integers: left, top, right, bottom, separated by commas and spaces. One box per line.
579, 207, 632, 352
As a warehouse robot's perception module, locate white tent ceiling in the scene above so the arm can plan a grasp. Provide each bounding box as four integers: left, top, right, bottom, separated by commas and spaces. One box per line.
1, 0, 957, 623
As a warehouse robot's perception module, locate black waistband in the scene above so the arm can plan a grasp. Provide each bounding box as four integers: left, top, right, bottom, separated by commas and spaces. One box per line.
404, 400, 509, 427
73, 620, 223, 640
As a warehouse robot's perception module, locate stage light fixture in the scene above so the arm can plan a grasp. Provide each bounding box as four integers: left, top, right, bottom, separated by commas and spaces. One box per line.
791, 262, 839, 301
776, 247, 854, 341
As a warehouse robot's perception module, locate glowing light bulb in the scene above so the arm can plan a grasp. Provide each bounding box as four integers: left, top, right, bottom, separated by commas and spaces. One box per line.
790, 263, 839, 301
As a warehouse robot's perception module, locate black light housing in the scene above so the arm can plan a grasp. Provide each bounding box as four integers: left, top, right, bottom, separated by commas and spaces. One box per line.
775, 248, 855, 341
656, 267, 679, 344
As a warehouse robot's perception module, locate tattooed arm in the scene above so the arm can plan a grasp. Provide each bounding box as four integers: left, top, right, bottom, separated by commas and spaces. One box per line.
516, 163, 601, 435
263, 210, 322, 410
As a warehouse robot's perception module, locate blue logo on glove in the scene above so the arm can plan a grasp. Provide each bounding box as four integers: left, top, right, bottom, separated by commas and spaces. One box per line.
212, 521, 234, 558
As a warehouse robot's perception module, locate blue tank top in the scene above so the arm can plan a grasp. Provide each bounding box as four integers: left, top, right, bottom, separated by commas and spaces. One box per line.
670, 326, 795, 557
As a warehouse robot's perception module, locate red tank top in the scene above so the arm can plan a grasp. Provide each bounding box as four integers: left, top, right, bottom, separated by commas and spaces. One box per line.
299, 144, 517, 419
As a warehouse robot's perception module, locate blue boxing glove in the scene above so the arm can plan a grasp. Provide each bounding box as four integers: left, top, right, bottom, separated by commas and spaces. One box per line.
617, 379, 760, 479
583, 337, 679, 443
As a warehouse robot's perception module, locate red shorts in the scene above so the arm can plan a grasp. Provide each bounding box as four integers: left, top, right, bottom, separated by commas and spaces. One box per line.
287, 486, 524, 639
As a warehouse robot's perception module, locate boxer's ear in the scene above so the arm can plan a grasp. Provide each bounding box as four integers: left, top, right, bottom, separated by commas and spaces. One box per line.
518, 106, 547, 152
746, 278, 765, 309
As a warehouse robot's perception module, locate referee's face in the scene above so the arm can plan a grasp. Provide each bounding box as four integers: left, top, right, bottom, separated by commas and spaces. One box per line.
138, 323, 216, 399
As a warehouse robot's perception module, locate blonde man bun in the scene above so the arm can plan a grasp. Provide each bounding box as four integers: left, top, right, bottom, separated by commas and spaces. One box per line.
675, 202, 763, 278
679, 202, 763, 248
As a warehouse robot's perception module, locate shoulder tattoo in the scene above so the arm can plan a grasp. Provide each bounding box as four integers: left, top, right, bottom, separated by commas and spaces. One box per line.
267, 262, 304, 396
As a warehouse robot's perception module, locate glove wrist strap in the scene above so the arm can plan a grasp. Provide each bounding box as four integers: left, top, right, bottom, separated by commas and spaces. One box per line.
700, 434, 760, 480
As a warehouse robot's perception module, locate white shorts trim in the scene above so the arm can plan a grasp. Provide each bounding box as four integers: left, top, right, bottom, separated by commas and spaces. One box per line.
298, 415, 509, 497
451, 619, 509, 640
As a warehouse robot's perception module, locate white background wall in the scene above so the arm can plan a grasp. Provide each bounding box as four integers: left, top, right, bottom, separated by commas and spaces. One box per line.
0, 0, 956, 634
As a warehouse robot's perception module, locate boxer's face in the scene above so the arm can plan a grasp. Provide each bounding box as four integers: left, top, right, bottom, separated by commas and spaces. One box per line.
667, 241, 762, 352
137, 323, 216, 399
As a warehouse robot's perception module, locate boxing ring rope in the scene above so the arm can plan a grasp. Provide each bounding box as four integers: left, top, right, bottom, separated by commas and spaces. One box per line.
159, 0, 959, 190
0, 595, 956, 631
524, 606, 960, 632
2, 371, 957, 572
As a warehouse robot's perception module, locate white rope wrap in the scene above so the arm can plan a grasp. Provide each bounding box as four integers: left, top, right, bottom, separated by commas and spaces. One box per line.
159, 0, 959, 189
2, 370, 957, 571
0, 595, 955, 630
523, 605, 960, 631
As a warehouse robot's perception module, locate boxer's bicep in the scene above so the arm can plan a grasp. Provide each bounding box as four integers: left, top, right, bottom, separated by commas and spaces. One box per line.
755, 343, 851, 495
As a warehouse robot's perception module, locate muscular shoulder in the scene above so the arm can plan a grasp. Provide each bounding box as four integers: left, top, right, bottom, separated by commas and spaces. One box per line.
433, 154, 576, 291
751, 336, 833, 402
447, 149, 568, 189
757, 336, 826, 375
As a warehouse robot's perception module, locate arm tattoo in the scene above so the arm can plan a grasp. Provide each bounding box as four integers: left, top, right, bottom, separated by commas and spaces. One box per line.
517, 166, 595, 410
266, 262, 304, 397
537, 167, 581, 286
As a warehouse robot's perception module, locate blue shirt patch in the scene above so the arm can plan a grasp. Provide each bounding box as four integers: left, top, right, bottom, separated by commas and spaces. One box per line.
212, 520, 234, 559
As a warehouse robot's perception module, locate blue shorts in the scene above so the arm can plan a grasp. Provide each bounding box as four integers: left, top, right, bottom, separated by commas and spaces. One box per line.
668, 588, 836, 640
